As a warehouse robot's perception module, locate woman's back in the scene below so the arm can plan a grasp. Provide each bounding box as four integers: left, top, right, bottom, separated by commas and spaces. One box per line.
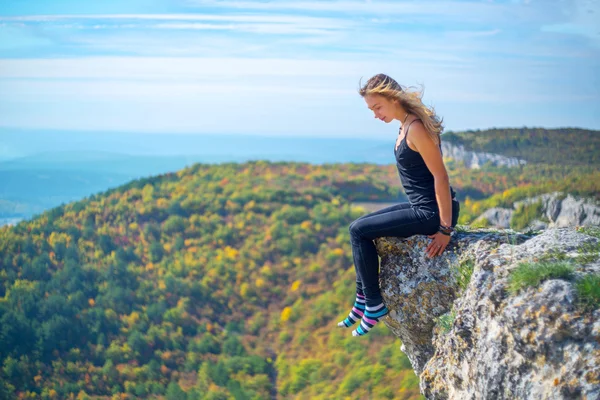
394, 119, 455, 209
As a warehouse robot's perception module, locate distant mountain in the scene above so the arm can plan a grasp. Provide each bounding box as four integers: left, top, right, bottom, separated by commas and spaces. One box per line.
0, 128, 391, 162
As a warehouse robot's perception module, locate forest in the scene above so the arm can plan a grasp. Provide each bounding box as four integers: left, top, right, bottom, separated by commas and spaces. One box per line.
1, 127, 599, 399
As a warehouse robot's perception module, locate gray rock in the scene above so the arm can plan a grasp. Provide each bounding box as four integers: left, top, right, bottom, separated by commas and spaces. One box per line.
514, 192, 600, 228
475, 192, 600, 230
376, 228, 600, 400
441, 142, 527, 169
527, 219, 548, 231
474, 207, 513, 229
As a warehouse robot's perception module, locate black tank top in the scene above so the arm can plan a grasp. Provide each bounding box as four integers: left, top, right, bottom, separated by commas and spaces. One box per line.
394, 119, 455, 210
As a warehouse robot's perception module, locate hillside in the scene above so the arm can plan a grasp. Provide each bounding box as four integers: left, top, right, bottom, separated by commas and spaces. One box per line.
442, 127, 600, 166
2, 127, 599, 227
0, 162, 423, 400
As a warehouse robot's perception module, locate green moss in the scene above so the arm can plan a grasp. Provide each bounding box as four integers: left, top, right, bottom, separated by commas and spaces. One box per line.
576, 226, 600, 240
576, 240, 600, 264
537, 250, 569, 263
434, 309, 456, 335
453, 258, 475, 292
508, 260, 575, 294
454, 224, 468, 233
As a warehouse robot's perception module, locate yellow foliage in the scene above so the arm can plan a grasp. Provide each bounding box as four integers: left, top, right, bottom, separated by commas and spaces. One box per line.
240, 282, 249, 297
290, 280, 301, 292
300, 220, 312, 230
255, 278, 266, 288
502, 189, 514, 200
163, 243, 171, 253
260, 265, 272, 276
280, 306, 292, 322
224, 246, 239, 260
183, 253, 196, 267
123, 311, 140, 328
331, 197, 340, 206
156, 198, 168, 208
88, 298, 95, 307
77, 391, 90, 400
48, 231, 70, 248
146, 262, 154, 271
351, 205, 367, 215
332, 248, 344, 256
49, 389, 57, 399
128, 222, 138, 231
158, 280, 166, 290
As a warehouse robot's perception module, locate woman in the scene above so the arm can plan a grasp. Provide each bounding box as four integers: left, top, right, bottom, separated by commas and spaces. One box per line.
338, 73, 460, 337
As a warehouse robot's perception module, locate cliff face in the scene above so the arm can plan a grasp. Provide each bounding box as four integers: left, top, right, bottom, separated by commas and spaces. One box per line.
440, 142, 527, 169
474, 192, 600, 230
376, 228, 599, 400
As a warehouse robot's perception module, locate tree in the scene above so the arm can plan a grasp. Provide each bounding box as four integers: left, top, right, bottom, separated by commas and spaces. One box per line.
166, 381, 187, 400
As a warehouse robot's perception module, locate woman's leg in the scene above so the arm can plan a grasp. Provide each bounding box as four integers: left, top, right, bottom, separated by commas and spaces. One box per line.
349, 203, 412, 293
348, 205, 439, 336
339, 203, 413, 329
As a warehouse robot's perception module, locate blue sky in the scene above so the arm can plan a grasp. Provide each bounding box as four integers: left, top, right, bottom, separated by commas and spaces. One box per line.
0, 0, 599, 138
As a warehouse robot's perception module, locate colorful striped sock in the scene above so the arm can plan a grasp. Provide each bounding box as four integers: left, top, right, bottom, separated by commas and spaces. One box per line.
352, 302, 389, 337
337, 293, 366, 328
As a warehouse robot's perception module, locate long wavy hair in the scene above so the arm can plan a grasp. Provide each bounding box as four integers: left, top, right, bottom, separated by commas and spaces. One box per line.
359, 73, 444, 145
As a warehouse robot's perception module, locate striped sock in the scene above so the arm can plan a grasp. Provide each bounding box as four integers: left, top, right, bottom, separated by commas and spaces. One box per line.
337, 293, 366, 328
352, 302, 389, 337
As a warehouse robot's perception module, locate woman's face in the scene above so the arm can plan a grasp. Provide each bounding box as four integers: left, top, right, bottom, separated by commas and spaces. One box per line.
364, 94, 397, 123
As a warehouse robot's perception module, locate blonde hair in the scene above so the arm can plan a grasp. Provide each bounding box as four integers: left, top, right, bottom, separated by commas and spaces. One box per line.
359, 73, 444, 144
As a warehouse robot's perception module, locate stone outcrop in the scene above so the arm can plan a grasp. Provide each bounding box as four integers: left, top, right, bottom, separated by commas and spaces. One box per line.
376, 227, 599, 400
441, 142, 527, 169
473, 192, 600, 230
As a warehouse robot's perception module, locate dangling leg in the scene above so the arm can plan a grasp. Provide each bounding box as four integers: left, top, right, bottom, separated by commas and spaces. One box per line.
338, 203, 412, 329
347, 203, 437, 337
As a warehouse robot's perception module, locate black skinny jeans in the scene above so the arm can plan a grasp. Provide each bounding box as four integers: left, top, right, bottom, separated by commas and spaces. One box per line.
349, 199, 460, 306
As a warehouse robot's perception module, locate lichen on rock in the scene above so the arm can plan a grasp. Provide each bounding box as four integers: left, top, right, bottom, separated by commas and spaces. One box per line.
376, 227, 600, 400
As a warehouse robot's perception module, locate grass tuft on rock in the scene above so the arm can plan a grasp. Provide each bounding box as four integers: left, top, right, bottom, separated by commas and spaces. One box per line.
508, 260, 575, 294
575, 274, 600, 311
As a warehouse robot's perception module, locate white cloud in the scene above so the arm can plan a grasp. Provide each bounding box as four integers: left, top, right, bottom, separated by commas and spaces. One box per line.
0, 14, 348, 24
0, 57, 372, 79
185, 0, 508, 19
0, 1, 598, 134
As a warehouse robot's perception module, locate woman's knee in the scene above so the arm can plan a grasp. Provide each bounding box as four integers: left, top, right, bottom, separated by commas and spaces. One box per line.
349, 219, 364, 239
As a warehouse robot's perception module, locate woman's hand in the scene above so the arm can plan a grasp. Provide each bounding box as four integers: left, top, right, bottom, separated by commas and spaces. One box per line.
426, 231, 451, 258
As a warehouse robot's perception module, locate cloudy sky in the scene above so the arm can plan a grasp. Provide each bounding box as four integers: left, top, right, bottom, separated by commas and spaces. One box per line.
0, 0, 598, 139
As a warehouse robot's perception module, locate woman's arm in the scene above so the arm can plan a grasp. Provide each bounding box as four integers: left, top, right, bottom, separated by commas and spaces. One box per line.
406, 122, 453, 257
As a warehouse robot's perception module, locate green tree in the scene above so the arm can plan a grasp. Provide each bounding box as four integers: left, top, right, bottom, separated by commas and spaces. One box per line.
166, 381, 187, 400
